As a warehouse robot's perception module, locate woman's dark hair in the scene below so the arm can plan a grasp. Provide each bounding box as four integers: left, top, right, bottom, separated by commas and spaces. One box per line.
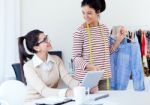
81, 0, 106, 13
18, 29, 44, 72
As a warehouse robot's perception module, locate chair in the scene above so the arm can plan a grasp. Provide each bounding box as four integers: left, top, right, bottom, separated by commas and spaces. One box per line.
12, 63, 26, 84
48, 51, 62, 59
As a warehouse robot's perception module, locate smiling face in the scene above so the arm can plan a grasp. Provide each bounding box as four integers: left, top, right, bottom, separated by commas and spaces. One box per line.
34, 33, 52, 53
82, 5, 99, 25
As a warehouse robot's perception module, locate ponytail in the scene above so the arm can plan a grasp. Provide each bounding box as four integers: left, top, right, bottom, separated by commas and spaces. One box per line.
18, 36, 33, 69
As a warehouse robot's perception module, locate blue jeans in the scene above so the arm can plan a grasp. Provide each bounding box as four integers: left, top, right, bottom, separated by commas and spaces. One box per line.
110, 36, 145, 91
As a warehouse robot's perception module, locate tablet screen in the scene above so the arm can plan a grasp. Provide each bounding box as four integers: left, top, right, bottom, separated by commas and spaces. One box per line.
81, 71, 104, 89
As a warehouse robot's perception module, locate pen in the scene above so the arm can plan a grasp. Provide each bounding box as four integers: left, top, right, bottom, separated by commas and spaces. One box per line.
36, 103, 52, 105
54, 99, 74, 105
94, 94, 109, 101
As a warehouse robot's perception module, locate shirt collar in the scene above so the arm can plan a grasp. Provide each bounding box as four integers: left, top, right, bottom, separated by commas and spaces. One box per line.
32, 54, 55, 68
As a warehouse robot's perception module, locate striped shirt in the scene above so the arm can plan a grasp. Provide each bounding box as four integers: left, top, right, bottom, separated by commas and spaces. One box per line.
73, 24, 111, 82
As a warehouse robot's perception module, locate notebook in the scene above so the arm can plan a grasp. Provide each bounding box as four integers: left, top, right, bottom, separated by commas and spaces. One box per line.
34, 97, 74, 105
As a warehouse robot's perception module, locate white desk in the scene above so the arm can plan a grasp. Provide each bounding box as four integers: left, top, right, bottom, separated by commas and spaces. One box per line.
27, 90, 150, 105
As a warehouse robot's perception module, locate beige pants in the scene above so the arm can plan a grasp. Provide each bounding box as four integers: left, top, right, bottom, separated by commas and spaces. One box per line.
98, 79, 111, 90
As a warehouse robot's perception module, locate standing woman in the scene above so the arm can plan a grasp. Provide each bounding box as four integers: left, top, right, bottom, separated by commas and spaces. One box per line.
18, 30, 79, 102
73, 0, 111, 90
73, 0, 126, 90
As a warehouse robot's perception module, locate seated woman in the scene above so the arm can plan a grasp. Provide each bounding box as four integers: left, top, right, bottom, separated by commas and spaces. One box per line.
18, 29, 81, 102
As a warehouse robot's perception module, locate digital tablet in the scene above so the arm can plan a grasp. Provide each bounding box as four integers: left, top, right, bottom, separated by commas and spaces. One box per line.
81, 71, 104, 89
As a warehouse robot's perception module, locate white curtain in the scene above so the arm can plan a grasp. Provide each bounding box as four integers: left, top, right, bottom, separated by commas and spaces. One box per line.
0, 0, 20, 83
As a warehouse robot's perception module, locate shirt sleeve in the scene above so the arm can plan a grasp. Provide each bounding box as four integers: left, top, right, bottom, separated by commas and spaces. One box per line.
72, 28, 88, 71
103, 24, 110, 46
56, 57, 80, 89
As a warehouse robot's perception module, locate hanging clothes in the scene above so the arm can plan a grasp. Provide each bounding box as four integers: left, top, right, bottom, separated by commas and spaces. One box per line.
146, 31, 150, 52
145, 31, 150, 76
141, 31, 148, 68
110, 34, 145, 91
136, 30, 149, 75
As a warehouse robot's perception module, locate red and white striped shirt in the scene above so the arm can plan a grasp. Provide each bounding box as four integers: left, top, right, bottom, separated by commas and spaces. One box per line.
73, 24, 111, 82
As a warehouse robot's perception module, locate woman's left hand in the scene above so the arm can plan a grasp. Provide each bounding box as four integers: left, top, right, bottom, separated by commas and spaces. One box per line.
117, 26, 127, 42
110, 26, 127, 53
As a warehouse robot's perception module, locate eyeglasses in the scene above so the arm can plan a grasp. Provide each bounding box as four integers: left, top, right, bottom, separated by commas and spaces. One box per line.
36, 35, 49, 45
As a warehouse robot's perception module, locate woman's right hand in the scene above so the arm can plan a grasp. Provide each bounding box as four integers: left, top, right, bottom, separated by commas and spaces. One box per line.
85, 64, 101, 71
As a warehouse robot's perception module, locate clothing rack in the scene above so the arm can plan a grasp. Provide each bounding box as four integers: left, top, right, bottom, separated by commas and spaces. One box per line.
111, 25, 150, 76
125, 25, 150, 31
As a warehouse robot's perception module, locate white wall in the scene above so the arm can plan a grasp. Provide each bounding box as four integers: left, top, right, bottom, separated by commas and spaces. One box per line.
21, 0, 150, 72
0, 0, 20, 82
103, 0, 150, 30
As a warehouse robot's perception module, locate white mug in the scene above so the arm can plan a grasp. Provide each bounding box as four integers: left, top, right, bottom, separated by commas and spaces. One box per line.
73, 86, 86, 105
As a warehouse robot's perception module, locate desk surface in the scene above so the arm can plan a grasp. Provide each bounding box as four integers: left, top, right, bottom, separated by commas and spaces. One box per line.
26, 90, 150, 105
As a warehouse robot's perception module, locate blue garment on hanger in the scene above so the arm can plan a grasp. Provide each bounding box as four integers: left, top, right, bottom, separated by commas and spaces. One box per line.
110, 36, 145, 91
